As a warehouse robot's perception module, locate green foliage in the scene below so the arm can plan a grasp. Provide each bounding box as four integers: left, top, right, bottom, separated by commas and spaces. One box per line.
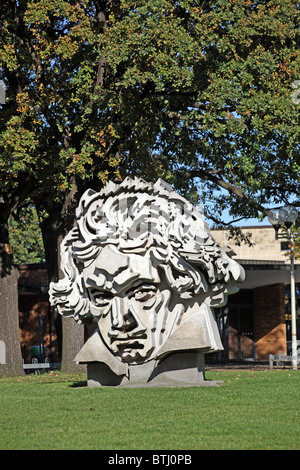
0, 0, 300, 227
103, 0, 300, 220
8, 206, 45, 264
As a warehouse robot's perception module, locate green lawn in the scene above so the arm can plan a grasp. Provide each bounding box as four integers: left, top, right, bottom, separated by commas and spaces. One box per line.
0, 369, 299, 450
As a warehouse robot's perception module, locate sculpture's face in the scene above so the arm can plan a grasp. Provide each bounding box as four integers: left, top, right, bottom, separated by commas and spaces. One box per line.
49, 178, 245, 375
82, 245, 176, 364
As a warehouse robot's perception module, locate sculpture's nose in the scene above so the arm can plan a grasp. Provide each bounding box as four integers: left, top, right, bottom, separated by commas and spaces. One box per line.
115, 311, 138, 333
110, 298, 145, 336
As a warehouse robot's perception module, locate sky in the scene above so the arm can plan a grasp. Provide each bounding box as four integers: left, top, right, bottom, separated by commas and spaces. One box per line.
230, 215, 268, 227
212, 207, 269, 228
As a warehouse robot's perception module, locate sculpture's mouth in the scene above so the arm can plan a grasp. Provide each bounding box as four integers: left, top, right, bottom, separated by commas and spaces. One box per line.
116, 340, 145, 351
114, 340, 150, 364
107, 334, 155, 363
112, 337, 146, 351
110, 333, 147, 343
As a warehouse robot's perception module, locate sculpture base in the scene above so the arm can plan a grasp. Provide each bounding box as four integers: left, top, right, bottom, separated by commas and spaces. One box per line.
85, 352, 220, 388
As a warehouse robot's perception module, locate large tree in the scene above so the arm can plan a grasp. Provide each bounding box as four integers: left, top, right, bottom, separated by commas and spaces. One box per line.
101, 0, 300, 224
1, 0, 300, 373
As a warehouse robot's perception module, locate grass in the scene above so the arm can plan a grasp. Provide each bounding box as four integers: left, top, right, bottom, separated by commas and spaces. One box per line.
0, 368, 299, 450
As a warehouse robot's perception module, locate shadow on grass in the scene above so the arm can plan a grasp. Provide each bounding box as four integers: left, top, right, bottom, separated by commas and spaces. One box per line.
70, 380, 88, 388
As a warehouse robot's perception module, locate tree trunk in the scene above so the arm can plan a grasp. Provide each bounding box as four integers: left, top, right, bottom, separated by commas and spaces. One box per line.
61, 317, 85, 373
38, 196, 85, 373
39, 208, 63, 361
0, 215, 24, 377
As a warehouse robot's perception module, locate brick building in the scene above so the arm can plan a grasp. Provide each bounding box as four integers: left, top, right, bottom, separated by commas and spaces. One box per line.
18, 264, 59, 363
211, 226, 300, 362
17, 226, 300, 364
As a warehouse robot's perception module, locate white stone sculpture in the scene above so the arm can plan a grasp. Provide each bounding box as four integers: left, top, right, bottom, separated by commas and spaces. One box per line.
49, 177, 245, 387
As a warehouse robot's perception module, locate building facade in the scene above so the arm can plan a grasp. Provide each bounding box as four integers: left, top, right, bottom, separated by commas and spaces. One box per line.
18, 264, 59, 364
211, 226, 300, 362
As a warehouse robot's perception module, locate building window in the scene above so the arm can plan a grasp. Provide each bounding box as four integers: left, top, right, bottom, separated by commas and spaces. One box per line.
280, 241, 290, 251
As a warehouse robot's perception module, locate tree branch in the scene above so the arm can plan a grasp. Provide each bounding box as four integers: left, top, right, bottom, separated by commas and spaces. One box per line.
183, 169, 268, 216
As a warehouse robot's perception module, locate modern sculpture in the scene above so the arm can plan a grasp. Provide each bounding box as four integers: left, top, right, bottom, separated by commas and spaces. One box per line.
49, 177, 245, 387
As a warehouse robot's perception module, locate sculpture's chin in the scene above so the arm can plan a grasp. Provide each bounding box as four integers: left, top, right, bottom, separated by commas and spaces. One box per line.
112, 342, 155, 364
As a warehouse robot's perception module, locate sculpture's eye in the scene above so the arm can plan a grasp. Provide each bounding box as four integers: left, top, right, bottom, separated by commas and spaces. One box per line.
128, 285, 157, 302
89, 288, 113, 306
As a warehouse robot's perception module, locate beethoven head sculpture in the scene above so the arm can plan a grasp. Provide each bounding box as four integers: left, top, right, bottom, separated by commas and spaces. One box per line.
49, 177, 244, 367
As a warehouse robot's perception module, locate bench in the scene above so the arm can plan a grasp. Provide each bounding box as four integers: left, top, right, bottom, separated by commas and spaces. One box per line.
23, 360, 61, 374
269, 353, 300, 369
